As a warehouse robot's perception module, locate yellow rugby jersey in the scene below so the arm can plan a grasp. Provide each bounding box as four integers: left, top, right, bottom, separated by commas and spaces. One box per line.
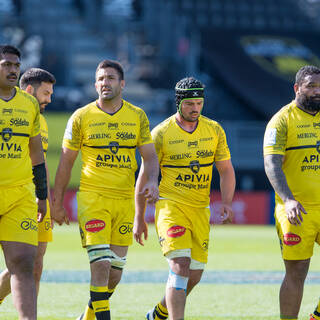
40, 114, 48, 159
0, 87, 40, 187
63, 100, 152, 197
264, 101, 320, 207
152, 115, 231, 208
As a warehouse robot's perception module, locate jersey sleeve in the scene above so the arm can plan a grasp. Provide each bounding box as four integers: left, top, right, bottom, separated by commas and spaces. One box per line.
151, 125, 164, 163
263, 111, 288, 156
214, 124, 231, 162
63, 109, 82, 151
30, 100, 40, 137
137, 110, 152, 146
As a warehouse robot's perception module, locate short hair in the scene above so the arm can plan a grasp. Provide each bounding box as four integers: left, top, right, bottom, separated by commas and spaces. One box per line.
19, 68, 56, 90
96, 59, 124, 80
0, 44, 21, 59
175, 77, 205, 109
295, 65, 320, 85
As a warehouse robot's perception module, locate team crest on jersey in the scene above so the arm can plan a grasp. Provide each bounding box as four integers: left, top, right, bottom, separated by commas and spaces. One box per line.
189, 160, 200, 174
316, 141, 320, 154
108, 141, 119, 154
1, 128, 12, 142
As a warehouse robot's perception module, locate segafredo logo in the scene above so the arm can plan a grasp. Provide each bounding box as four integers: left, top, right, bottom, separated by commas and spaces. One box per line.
167, 225, 186, 238
283, 233, 301, 246
85, 219, 105, 233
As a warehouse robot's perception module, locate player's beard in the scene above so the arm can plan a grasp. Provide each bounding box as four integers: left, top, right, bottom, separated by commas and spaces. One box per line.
297, 93, 320, 112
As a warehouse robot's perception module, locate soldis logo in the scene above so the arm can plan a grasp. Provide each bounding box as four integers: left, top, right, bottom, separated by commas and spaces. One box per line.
167, 225, 186, 238
85, 219, 105, 233
283, 233, 301, 246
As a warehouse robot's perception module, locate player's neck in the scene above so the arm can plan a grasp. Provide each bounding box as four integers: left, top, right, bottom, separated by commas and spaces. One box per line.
97, 97, 123, 114
0, 86, 16, 101
295, 99, 319, 115
175, 113, 198, 133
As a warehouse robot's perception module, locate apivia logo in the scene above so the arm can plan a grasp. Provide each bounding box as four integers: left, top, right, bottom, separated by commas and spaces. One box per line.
189, 160, 200, 174
1, 128, 12, 142
108, 141, 119, 154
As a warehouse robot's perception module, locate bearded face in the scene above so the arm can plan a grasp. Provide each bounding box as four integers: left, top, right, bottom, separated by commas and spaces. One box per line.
296, 92, 320, 112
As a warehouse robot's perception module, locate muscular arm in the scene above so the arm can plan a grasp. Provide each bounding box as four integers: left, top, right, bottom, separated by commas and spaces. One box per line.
52, 147, 78, 225
264, 154, 307, 225
29, 134, 47, 219
215, 159, 235, 223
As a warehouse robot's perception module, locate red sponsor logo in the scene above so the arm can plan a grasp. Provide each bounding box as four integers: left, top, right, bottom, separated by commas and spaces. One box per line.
167, 225, 186, 238
85, 219, 105, 233
283, 233, 301, 246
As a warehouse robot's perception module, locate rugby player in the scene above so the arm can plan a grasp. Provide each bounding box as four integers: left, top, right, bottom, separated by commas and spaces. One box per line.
263, 65, 320, 320
52, 59, 159, 320
134, 77, 235, 320
0, 68, 55, 303
0, 45, 47, 319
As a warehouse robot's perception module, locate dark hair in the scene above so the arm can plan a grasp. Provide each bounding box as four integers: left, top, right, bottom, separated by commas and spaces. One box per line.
96, 59, 124, 80
295, 65, 320, 85
175, 77, 205, 109
19, 68, 56, 90
0, 44, 21, 59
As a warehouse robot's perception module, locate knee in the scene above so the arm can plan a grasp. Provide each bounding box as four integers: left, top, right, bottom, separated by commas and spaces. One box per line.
188, 274, 202, 288
7, 253, 35, 275
33, 260, 43, 283
285, 260, 309, 283
90, 260, 111, 284
170, 257, 190, 277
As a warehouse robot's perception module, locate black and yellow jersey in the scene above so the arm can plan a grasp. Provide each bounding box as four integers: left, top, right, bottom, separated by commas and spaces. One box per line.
0, 87, 40, 187
63, 100, 152, 198
264, 101, 320, 207
152, 115, 231, 207
40, 114, 48, 159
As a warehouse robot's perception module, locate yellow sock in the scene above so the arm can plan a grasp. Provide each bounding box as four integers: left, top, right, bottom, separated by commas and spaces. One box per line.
90, 285, 110, 320
154, 301, 168, 319
82, 299, 94, 320
106, 287, 115, 299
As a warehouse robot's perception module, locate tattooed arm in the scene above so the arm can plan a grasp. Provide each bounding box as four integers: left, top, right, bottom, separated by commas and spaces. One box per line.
264, 154, 307, 225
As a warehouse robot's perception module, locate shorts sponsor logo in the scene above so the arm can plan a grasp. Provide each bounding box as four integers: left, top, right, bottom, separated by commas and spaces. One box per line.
85, 219, 105, 233
79, 227, 84, 240
116, 132, 136, 140
167, 225, 186, 238
10, 118, 29, 127
119, 222, 133, 234
159, 236, 165, 247
21, 218, 38, 231
1, 127, 12, 142
108, 123, 118, 130
283, 233, 301, 246
202, 239, 209, 250
44, 218, 51, 231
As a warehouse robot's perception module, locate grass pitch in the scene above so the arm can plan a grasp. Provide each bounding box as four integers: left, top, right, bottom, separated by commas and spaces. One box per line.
1, 224, 320, 319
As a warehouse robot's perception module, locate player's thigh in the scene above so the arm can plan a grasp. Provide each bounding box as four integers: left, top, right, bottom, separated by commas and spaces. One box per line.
77, 191, 111, 247
155, 199, 192, 256
275, 202, 317, 260
0, 183, 38, 246
110, 198, 135, 246
189, 206, 211, 264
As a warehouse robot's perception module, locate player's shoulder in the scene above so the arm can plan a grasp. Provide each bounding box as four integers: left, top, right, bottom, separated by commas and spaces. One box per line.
17, 87, 39, 109
71, 101, 96, 119
152, 115, 174, 136
200, 115, 225, 132
267, 101, 295, 126
123, 100, 146, 115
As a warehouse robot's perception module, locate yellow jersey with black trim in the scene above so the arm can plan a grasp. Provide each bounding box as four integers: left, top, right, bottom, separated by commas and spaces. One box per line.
63, 100, 152, 197
0, 87, 40, 187
264, 101, 320, 207
40, 114, 48, 159
152, 115, 231, 208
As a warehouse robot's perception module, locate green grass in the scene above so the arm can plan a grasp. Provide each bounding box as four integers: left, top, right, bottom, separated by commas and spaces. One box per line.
1, 224, 320, 319
45, 112, 81, 188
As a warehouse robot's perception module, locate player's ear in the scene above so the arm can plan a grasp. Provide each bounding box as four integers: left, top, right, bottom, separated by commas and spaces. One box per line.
25, 84, 34, 95
120, 79, 125, 90
294, 83, 299, 94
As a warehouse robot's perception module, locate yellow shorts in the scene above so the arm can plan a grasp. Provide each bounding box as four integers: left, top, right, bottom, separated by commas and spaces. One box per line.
0, 183, 38, 246
77, 191, 135, 247
38, 200, 52, 243
155, 199, 210, 264
275, 202, 320, 260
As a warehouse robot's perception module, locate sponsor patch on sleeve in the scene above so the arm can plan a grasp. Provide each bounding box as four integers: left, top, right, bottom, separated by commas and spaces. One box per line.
64, 117, 74, 140
264, 128, 277, 146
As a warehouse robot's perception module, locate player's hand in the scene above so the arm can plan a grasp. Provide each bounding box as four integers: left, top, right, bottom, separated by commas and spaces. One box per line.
284, 199, 307, 226
37, 199, 47, 222
133, 219, 148, 246
139, 181, 159, 204
52, 201, 70, 226
220, 203, 234, 224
